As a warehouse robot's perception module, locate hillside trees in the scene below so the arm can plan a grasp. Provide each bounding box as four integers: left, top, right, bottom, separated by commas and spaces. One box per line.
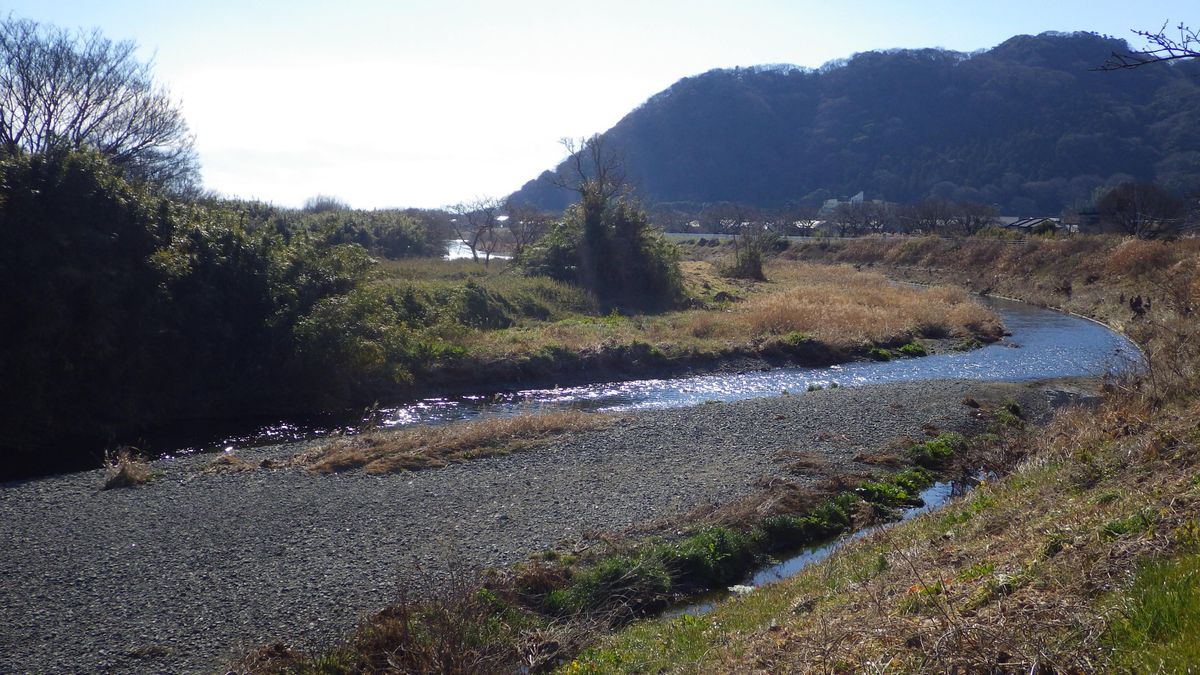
510, 32, 1200, 214
0, 16, 198, 192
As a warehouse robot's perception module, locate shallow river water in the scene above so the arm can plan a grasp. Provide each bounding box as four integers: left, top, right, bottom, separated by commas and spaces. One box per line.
159, 296, 1139, 459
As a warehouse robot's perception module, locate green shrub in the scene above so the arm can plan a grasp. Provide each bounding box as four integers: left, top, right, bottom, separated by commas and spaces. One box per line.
784, 331, 814, 348
908, 433, 967, 468
655, 527, 755, 589
889, 467, 934, 494
520, 193, 682, 311
868, 347, 894, 361
898, 342, 928, 357
550, 555, 673, 616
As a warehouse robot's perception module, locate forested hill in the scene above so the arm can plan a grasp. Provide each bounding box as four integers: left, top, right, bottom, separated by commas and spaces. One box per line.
511, 31, 1200, 214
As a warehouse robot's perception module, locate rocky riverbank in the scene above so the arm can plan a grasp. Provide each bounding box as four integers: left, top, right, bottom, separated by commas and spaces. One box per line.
0, 378, 1094, 673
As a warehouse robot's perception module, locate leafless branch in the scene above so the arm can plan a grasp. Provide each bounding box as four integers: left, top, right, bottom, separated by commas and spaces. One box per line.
1099, 21, 1200, 70
0, 14, 197, 191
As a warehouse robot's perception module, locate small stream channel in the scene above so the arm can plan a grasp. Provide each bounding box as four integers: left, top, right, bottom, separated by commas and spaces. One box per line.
664, 479, 967, 618
150, 296, 1139, 460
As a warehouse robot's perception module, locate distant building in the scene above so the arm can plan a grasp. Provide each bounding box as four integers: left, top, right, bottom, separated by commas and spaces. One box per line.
997, 216, 1068, 234
818, 190, 866, 216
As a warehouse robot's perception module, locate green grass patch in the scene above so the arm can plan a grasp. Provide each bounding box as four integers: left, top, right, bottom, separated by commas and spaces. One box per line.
908, 432, 967, 468
1101, 510, 1156, 540
898, 341, 928, 357
759, 493, 858, 551
958, 561, 995, 582
783, 331, 814, 348
867, 346, 894, 361
1102, 553, 1200, 672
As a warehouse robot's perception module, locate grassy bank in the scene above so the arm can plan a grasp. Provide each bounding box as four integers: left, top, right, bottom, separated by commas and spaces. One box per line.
374, 257, 1001, 395
559, 235, 1200, 672
569, 381, 1200, 672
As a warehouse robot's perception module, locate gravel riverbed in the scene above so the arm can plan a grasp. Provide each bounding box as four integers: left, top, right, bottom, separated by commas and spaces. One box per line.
0, 378, 1090, 673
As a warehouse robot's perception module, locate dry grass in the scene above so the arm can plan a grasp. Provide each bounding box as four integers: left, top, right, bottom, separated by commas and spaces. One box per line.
461, 261, 1001, 360
102, 448, 153, 489
732, 264, 1001, 347
294, 410, 608, 474
204, 454, 260, 474
567, 389, 1200, 673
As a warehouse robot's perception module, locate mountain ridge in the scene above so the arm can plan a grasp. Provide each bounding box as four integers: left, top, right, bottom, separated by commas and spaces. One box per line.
510, 31, 1200, 214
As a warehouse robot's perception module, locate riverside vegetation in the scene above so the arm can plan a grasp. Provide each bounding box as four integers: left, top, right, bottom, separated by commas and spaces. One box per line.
227, 233, 1200, 673
558, 236, 1200, 672
0, 149, 999, 478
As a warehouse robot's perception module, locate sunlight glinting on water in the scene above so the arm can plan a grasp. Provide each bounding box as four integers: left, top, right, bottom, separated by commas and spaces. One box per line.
171, 297, 1138, 458
369, 297, 1139, 429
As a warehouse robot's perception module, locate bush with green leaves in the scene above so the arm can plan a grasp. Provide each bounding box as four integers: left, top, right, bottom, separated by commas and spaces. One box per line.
0, 150, 432, 474
520, 195, 682, 312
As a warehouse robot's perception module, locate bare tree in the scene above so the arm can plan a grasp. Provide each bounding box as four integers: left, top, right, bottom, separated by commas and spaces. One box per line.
952, 202, 999, 236
503, 199, 552, 257
1098, 182, 1185, 239
555, 135, 630, 292
831, 201, 894, 236
556, 134, 625, 207
704, 202, 775, 280
904, 199, 956, 235
0, 15, 198, 191
1102, 21, 1200, 70
302, 194, 350, 213
447, 197, 502, 265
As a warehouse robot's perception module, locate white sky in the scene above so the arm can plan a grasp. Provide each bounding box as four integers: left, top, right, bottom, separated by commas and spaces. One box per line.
7, 1, 1195, 208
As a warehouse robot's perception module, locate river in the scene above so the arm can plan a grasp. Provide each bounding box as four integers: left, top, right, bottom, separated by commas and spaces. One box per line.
150, 295, 1138, 461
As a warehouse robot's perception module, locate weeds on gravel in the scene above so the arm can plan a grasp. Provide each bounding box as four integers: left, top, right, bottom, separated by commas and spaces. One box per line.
907, 432, 967, 468
102, 448, 152, 489
204, 455, 259, 474
234, 451, 966, 674
293, 411, 608, 474
232, 566, 569, 674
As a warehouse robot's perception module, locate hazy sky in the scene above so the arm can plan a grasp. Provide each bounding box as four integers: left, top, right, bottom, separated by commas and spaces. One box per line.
7, 1, 1194, 208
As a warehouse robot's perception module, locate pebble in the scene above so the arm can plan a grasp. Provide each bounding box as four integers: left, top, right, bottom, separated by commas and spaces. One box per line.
0, 379, 1054, 673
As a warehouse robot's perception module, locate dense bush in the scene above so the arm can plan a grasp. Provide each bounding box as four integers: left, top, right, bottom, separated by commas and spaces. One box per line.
521, 196, 682, 311
0, 151, 431, 475
296, 208, 442, 258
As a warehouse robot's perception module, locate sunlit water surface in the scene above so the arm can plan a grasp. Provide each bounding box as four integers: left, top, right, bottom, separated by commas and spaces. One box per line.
158, 296, 1139, 459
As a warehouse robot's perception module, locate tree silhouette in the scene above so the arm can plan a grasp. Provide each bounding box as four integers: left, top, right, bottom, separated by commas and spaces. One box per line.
1102, 21, 1199, 70
0, 16, 198, 192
